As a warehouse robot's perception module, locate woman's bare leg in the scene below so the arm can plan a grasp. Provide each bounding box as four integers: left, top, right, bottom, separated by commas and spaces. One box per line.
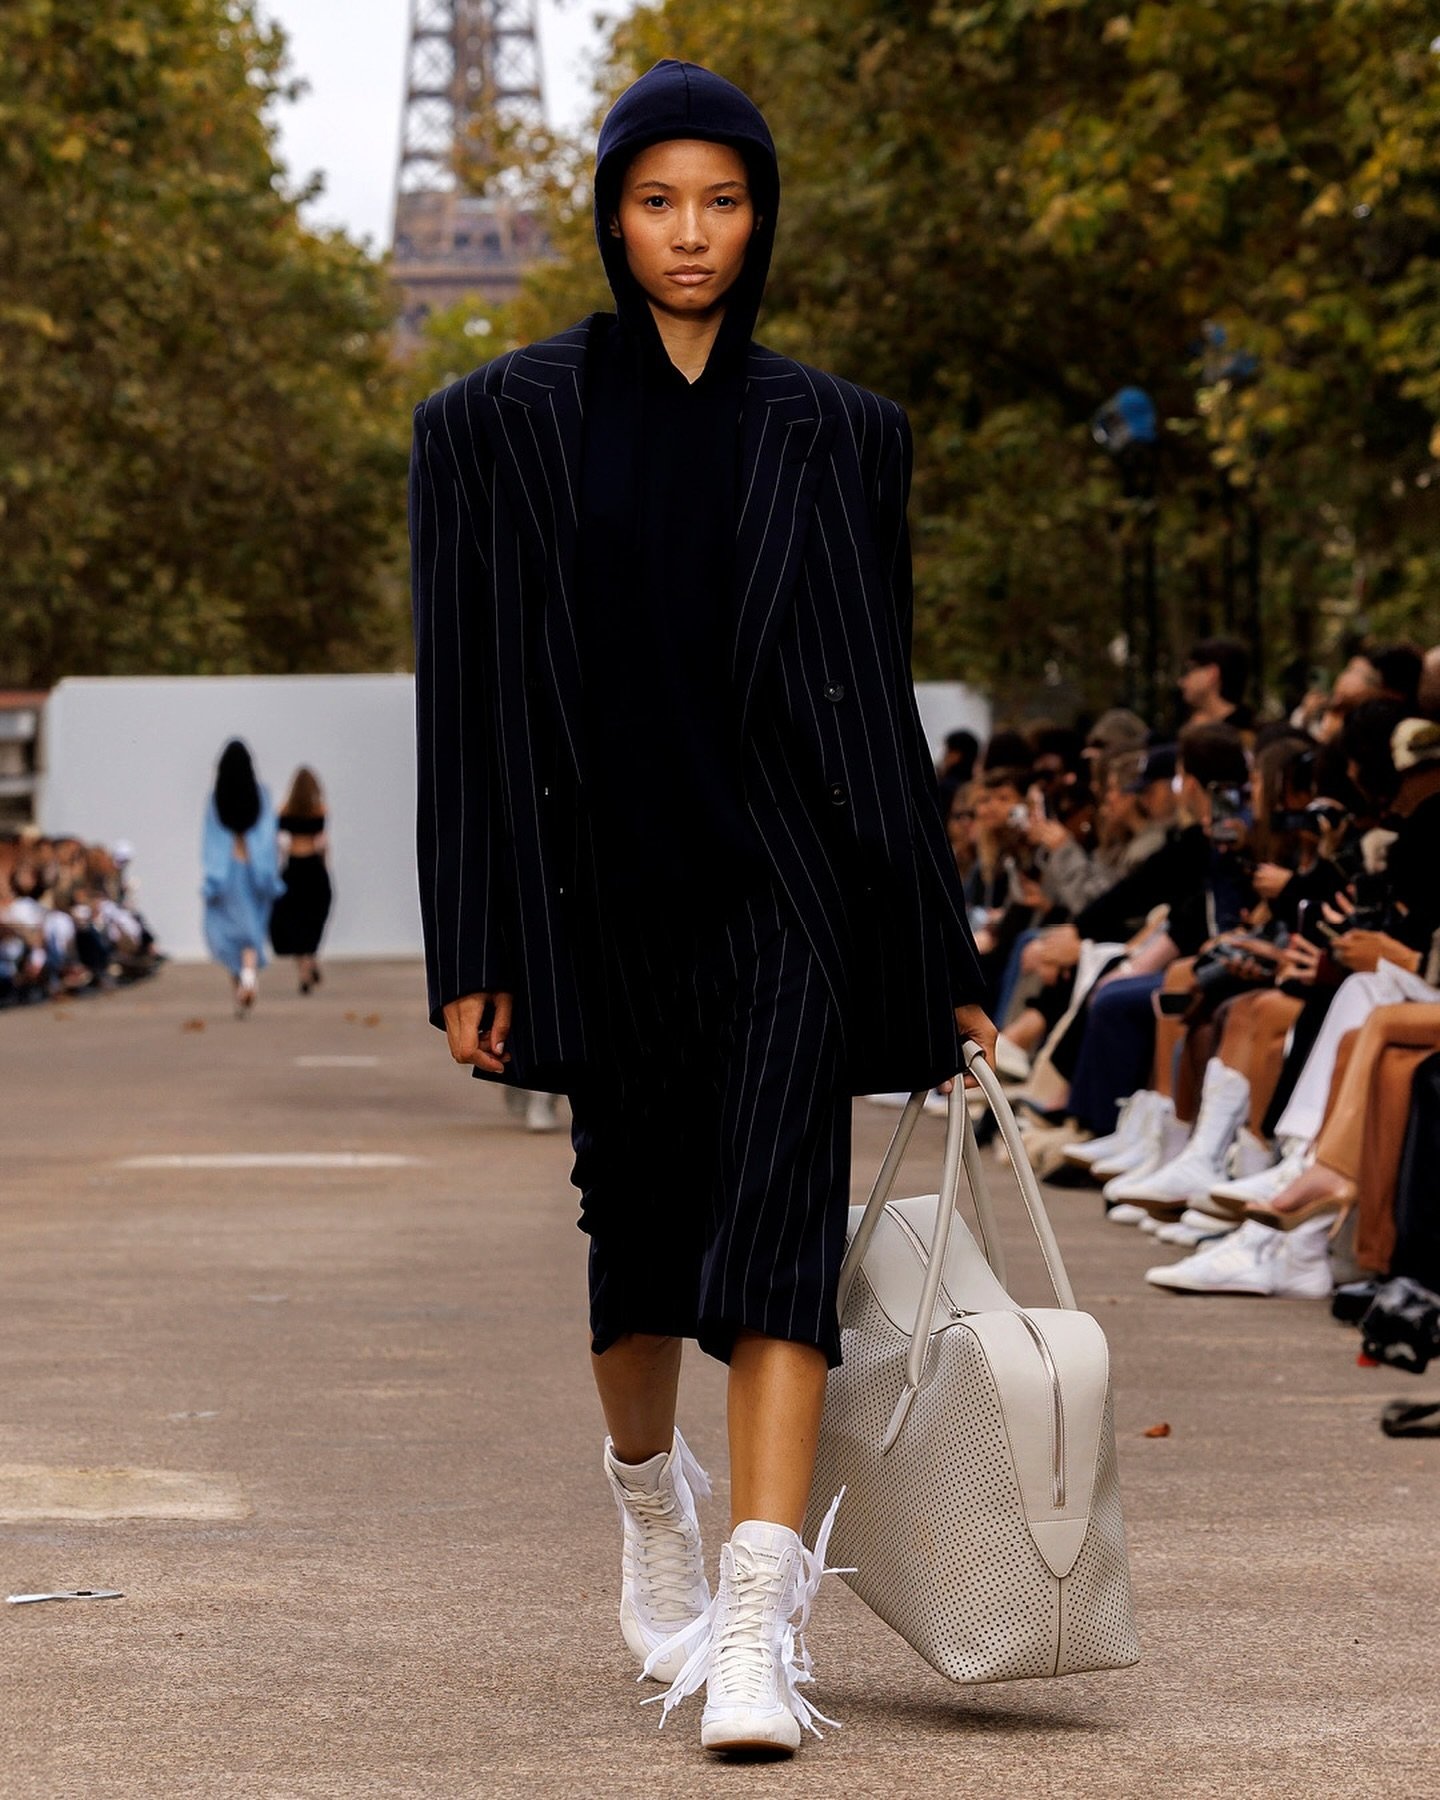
1152, 958, 1196, 1099
591, 1333, 682, 1464
727, 1331, 827, 1533
591, 1330, 830, 1529
1216, 989, 1303, 1137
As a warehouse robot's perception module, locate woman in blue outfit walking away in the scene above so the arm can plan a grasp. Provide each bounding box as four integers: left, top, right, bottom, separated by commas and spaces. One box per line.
202, 740, 284, 1016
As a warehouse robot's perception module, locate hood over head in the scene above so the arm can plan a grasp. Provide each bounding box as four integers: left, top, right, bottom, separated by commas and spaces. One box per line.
593, 60, 779, 362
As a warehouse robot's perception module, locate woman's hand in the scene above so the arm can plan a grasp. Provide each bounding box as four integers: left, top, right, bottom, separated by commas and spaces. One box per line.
1027, 815, 1070, 855
1252, 862, 1293, 902
1021, 923, 1081, 980
1279, 935, 1324, 986
443, 991, 514, 1072
939, 1004, 999, 1093
1331, 931, 1421, 975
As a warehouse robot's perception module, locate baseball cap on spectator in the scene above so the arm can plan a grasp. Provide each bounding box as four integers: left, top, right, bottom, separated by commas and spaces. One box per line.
1124, 744, 1179, 793
1084, 709, 1148, 761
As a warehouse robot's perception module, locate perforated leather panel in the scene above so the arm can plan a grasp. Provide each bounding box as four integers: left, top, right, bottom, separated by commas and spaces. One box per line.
806, 1260, 1140, 1684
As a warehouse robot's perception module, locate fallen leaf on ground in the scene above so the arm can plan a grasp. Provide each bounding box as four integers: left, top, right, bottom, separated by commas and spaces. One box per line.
344, 1011, 358, 1022
182, 1018, 206, 1033
1143, 1422, 1172, 1439
362, 1013, 381, 1027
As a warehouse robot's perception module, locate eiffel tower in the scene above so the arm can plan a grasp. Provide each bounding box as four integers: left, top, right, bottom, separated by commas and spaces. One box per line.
391, 0, 548, 345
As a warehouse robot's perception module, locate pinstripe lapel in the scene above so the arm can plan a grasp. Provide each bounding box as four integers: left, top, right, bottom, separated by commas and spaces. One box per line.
734, 351, 837, 735
477, 325, 591, 783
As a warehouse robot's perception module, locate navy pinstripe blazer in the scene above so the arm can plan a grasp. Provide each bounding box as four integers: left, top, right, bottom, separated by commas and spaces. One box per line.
410, 317, 985, 1095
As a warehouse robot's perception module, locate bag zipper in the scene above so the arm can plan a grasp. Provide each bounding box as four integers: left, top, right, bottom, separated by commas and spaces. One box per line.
885, 1203, 1066, 1509
1016, 1312, 1067, 1510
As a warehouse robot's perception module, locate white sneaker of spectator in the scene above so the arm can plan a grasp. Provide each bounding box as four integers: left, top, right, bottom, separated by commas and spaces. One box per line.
1106, 1202, 1150, 1227
1104, 1062, 1251, 1218
1209, 1138, 1311, 1218
1145, 1216, 1333, 1298
526, 1091, 562, 1133
993, 1035, 1032, 1083
1064, 1089, 1160, 1171
1228, 1127, 1276, 1182
1100, 1100, 1186, 1202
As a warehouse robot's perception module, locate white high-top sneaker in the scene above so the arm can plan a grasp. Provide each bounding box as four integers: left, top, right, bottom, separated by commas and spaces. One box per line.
1064, 1089, 1155, 1170
1105, 1062, 1251, 1217
1267, 1218, 1338, 1299
1145, 1217, 1333, 1296
1145, 1220, 1277, 1292
1209, 1138, 1311, 1217
1155, 1212, 1233, 1247
605, 1431, 712, 1684
643, 1498, 846, 1755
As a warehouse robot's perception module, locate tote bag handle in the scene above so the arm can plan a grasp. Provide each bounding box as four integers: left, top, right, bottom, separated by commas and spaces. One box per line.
838, 1044, 1078, 1449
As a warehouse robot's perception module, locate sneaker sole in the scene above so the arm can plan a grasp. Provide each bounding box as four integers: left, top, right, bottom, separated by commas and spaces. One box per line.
1128, 1195, 1189, 1220
1147, 1279, 1272, 1295
702, 1718, 802, 1755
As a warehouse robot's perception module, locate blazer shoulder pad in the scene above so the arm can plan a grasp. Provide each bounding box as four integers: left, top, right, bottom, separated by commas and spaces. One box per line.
414, 317, 598, 429
751, 348, 907, 435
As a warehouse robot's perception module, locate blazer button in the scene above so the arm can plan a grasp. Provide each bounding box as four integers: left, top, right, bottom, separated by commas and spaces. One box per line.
824, 681, 846, 703
829, 783, 848, 807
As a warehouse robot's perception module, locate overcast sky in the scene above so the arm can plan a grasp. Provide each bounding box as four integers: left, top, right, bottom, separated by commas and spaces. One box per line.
260, 1, 627, 250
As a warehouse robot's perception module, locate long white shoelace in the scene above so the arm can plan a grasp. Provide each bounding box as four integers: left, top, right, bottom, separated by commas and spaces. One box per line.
640, 1489, 852, 1738
615, 1432, 711, 1622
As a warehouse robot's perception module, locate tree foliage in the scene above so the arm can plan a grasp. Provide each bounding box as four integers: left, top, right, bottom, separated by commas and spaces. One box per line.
490, 0, 1440, 711
0, 0, 409, 688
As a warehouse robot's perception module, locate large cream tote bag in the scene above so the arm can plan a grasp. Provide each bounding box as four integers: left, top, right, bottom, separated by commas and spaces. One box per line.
806, 1045, 1140, 1684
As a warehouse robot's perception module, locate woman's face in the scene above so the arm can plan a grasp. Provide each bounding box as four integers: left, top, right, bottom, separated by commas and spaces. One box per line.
947, 790, 976, 857
611, 138, 757, 320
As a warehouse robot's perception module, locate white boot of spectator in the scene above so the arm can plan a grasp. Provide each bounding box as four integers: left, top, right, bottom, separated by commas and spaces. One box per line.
1209, 1138, 1311, 1217
1104, 1062, 1251, 1215
1101, 1099, 1183, 1202
1093, 1092, 1176, 1181
1065, 1089, 1158, 1170
1183, 1127, 1278, 1221
1145, 1216, 1332, 1298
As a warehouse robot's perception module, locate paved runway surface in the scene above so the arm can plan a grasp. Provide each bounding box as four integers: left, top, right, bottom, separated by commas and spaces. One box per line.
4, 963, 1438, 1798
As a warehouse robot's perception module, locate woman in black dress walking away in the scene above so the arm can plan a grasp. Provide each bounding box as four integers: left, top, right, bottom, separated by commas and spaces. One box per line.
270, 766, 333, 994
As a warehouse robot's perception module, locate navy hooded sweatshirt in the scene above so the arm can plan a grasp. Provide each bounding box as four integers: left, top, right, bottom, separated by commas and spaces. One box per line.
578, 61, 780, 925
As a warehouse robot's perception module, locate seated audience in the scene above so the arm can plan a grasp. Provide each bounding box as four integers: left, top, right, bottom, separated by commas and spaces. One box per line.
0, 833, 160, 1007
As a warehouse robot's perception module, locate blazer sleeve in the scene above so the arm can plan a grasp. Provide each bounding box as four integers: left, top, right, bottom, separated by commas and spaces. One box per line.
410, 398, 514, 1027
873, 401, 988, 1008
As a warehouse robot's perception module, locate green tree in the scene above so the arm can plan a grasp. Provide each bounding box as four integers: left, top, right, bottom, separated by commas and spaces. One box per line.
497, 0, 1440, 712
0, 0, 409, 688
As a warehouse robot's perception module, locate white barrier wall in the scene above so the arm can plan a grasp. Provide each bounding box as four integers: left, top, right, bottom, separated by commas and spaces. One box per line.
914, 682, 992, 763
39, 675, 420, 962
37, 674, 991, 961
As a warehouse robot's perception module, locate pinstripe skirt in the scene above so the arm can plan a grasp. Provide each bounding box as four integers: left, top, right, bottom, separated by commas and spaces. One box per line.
568, 885, 852, 1367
